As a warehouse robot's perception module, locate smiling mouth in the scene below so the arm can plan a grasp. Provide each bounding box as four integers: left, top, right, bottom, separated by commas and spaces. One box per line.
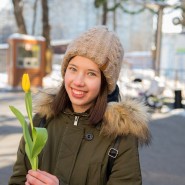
72, 88, 86, 97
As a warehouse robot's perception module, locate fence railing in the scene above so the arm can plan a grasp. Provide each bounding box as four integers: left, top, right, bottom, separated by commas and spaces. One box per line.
160, 68, 185, 98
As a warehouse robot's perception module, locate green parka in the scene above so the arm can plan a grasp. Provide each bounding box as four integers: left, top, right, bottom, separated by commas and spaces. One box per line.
9, 89, 151, 185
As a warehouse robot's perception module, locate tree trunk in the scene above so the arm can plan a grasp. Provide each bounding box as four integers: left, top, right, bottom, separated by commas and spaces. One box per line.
181, 0, 185, 29
12, 0, 27, 34
41, 0, 51, 49
41, 0, 52, 75
113, 0, 117, 31
32, 0, 38, 35
102, 1, 108, 25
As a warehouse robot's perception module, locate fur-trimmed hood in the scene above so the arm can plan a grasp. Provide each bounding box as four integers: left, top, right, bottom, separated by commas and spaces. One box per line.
33, 88, 151, 145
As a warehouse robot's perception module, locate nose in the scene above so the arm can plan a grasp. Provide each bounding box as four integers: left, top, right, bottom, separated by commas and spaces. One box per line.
73, 74, 85, 86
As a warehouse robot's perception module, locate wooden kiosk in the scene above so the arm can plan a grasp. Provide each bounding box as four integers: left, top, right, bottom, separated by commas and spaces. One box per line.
7, 33, 46, 88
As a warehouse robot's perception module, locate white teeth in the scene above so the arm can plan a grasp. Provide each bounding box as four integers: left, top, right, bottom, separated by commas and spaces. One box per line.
72, 89, 84, 95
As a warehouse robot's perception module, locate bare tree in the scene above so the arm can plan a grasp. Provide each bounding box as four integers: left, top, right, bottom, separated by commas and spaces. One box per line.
12, 0, 27, 34
41, 0, 52, 75
41, 0, 51, 49
94, 0, 146, 26
12, 0, 52, 74
113, 0, 118, 31
12, 0, 51, 49
95, 0, 108, 25
32, 0, 39, 35
102, 1, 108, 25
182, 0, 185, 28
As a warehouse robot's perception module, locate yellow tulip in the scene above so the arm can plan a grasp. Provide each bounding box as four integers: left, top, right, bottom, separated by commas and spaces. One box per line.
22, 73, 30, 93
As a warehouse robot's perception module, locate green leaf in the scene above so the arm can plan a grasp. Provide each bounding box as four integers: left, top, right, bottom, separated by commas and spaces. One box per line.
31, 127, 48, 159
9, 105, 48, 170
25, 144, 38, 170
28, 155, 38, 170
9, 106, 33, 161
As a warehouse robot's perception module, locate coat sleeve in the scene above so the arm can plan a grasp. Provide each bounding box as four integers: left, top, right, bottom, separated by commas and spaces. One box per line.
106, 135, 142, 185
8, 136, 30, 185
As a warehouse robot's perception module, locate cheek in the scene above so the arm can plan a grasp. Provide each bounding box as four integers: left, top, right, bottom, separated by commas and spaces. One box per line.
64, 71, 71, 83
64, 73, 71, 89
89, 79, 101, 93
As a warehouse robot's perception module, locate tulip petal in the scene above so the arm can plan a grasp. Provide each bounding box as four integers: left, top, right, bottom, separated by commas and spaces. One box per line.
22, 73, 30, 92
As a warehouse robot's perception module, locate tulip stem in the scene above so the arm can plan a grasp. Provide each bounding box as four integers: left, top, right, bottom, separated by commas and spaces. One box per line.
25, 91, 33, 132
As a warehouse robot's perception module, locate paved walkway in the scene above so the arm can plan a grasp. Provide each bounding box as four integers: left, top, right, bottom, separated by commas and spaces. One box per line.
140, 111, 185, 185
0, 72, 185, 185
0, 90, 24, 184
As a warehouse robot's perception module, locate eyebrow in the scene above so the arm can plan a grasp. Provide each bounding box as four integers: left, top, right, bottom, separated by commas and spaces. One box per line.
88, 69, 100, 75
68, 64, 76, 67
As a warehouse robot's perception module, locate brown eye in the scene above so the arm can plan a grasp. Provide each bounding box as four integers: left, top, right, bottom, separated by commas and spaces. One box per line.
88, 72, 96, 76
69, 67, 77, 72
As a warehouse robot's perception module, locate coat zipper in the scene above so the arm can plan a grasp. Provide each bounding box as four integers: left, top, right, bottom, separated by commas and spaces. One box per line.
74, 116, 79, 126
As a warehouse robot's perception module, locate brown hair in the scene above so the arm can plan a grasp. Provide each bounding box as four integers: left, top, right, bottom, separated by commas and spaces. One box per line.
52, 72, 108, 125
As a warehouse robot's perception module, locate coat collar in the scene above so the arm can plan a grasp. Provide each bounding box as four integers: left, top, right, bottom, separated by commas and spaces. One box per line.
33, 88, 151, 145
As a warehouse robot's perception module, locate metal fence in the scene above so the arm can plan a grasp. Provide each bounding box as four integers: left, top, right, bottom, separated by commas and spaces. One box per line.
160, 68, 185, 85
160, 68, 185, 98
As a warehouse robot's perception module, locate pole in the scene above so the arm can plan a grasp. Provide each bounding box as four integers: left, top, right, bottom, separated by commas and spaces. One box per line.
155, 6, 164, 76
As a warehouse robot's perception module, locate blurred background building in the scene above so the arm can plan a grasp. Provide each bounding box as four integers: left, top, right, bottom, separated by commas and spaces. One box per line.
0, 0, 185, 99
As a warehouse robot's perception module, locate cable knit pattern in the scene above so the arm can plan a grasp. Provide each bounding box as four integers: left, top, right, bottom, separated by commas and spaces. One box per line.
61, 26, 124, 94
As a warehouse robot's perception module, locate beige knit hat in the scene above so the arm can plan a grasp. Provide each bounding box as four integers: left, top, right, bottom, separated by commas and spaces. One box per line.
61, 26, 124, 94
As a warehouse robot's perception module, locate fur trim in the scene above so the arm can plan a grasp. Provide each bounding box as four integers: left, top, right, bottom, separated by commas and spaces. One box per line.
32, 88, 58, 119
33, 89, 151, 145
101, 99, 151, 145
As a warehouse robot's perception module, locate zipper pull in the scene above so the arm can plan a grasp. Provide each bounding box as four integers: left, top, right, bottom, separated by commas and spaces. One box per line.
74, 116, 79, 126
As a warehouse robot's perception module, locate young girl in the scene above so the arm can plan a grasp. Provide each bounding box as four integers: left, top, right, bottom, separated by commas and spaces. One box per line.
9, 26, 151, 185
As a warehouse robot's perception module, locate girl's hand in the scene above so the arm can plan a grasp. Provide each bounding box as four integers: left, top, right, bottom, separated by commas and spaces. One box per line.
25, 170, 59, 185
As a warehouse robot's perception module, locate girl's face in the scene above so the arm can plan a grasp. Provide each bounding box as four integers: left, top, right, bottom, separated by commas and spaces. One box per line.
64, 56, 101, 113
